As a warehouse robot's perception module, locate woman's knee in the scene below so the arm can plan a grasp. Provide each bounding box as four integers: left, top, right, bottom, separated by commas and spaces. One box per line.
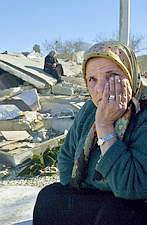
33, 183, 65, 224
35, 182, 64, 205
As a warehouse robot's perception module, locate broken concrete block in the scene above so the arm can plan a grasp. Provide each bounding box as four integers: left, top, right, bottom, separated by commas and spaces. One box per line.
0, 111, 52, 133
0, 141, 35, 151
0, 85, 32, 99
73, 51, 84, 64
51, 118, 74, 133
1, 131, 31, 141
32, 134, 65, 157
12, 88, 41, 111
0, 119, 30, 131
0, 105, 21, 120
52, 83, 74, 95
0, 151, 15, 167
7, 148, 33, 165
0, 88, 40, 111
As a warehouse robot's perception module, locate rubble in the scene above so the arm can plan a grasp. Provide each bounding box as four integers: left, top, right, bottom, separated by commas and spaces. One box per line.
0, 51, 90, 225
0, 51, 89, 171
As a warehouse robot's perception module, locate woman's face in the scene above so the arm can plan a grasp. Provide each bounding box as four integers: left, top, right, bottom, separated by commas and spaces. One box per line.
86, 58, 132, 107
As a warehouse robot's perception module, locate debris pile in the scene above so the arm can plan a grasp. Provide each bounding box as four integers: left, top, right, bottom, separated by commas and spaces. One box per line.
0, 52, 89, 177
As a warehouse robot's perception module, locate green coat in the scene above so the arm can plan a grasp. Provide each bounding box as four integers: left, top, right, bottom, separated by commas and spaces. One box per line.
58, 99, 147, 199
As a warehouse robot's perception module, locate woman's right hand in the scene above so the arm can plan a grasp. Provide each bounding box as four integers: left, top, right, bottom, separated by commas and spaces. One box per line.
96, 75, 132, 130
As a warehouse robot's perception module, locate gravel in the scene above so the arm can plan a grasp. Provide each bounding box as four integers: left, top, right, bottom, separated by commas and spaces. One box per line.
0, 175, 60, 188
0, 165, 60, 188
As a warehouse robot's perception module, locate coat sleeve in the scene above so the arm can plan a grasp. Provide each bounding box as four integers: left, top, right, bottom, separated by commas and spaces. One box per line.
95, 109, 147, 199
57, 100, 96, 185
57, 120, 78, 185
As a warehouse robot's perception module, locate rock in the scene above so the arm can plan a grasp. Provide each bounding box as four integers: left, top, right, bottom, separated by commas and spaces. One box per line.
0, 104, 21, 120
0, 151, 15, 168
1, 131, 31, 141
52, 83, 74, 95
12, 88, 41, 111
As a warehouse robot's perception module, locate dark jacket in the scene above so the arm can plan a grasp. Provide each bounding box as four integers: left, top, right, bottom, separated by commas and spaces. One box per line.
44, 55, 58, 69
58, 99, 147, 199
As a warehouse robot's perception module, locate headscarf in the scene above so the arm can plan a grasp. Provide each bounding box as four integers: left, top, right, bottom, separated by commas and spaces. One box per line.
82, 41, 141, 99
48, 50, 56, 57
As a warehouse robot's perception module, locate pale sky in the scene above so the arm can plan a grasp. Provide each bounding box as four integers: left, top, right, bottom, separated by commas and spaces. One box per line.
1, 0, 147, 54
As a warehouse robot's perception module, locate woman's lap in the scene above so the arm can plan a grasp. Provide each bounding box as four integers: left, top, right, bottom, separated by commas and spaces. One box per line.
33, 182, 147, 225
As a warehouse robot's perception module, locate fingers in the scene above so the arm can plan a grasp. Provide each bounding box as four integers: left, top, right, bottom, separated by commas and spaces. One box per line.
121, 79, 128, 108
102, 74, 132, 108
109, 76, 128, 107
115, 76, 121, 104
108, 75, 121, 103
103, 82, 109, 104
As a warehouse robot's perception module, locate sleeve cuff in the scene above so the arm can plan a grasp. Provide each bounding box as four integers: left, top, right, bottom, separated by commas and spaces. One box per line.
95, 139, 128, 177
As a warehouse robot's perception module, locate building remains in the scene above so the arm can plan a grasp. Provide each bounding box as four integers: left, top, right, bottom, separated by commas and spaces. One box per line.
0, 52, 88, 172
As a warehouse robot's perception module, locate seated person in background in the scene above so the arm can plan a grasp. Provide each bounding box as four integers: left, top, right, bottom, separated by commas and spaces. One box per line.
44, 50, 64, 82
33, 41, 147, 225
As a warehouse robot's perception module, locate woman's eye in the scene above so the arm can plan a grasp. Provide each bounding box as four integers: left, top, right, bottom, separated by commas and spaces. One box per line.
88, 77, 96, 82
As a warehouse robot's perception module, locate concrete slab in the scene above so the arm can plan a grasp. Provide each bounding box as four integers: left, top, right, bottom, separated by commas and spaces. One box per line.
0, 119, 31, 131
0, 185, 40, 225
12, 88, 41, 111
0, 53, 57, 89
1, 131, 30, 141
0, 104, 21, 120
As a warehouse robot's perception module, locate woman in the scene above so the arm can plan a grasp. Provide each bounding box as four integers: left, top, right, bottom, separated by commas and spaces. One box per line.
33, 41, 147, 225
44, 50, 64, 82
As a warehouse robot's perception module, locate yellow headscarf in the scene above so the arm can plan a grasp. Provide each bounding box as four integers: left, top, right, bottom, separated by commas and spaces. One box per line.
82, 41, 141, 99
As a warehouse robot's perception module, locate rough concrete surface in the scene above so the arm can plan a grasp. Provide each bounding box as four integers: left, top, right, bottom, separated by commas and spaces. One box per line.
0, 185, 40, 225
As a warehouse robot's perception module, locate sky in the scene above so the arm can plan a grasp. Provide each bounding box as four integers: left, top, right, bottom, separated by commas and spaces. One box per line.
1, 0, 147, 54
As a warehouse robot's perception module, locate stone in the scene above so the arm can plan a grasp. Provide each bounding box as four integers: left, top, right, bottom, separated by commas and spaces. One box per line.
52, 83, 74, 95
0, 105, 20, 120
12, 88, 41, 111
1, 131, 30, 141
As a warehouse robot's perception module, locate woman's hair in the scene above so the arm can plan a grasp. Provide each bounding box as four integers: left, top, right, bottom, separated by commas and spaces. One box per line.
82, 41, 141, 98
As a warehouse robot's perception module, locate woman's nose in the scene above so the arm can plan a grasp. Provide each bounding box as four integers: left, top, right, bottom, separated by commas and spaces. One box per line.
95, 82, 104, 93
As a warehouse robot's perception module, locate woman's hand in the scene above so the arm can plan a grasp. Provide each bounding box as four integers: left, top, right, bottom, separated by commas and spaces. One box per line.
52, 63, 57, 68
96, 75, 132, 130
95, 74, 132, 155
